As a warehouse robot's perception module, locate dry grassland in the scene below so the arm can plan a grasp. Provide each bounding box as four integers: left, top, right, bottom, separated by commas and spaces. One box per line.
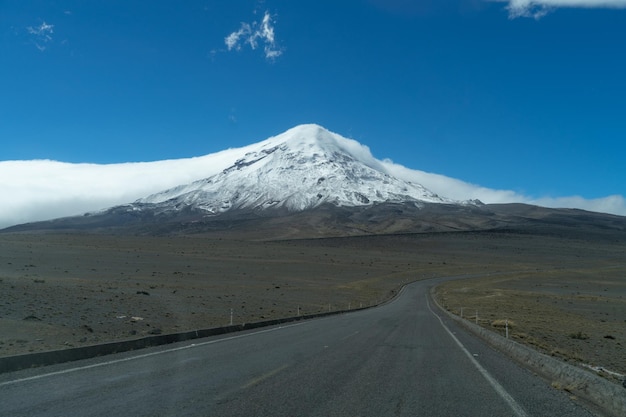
1, 229, 625, 380
435, 266, 626, 378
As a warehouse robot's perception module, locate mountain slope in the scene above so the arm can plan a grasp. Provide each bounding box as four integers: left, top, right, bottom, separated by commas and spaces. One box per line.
134, 124, 454, 216
7, 124, 624, 239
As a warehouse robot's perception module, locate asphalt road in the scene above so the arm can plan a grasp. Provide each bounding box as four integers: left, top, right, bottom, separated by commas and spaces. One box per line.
0, 279, 596, 417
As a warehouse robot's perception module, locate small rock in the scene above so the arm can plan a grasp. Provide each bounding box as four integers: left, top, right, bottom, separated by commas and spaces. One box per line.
148, 328, 162, 335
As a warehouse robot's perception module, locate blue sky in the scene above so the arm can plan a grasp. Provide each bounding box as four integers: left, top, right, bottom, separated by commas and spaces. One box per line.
1, 0, 626, 226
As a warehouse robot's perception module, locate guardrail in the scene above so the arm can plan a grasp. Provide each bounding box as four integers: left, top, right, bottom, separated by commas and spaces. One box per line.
0, 307, 361, 374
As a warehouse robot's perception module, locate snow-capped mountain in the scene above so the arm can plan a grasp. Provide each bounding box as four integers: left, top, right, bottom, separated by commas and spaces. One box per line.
132, 124, 455, 216
7, 124, 626, 238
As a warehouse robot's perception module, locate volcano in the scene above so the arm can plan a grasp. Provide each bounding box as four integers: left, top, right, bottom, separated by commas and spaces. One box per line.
133, 124, 465, 215
4, 125, 624, 239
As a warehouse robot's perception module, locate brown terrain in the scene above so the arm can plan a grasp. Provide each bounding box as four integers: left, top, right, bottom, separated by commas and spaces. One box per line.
1, 203, 625, 385
434, 266, 626, 381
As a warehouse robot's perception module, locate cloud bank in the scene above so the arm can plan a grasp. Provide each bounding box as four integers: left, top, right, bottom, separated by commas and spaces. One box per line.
225, 10, 283, 60
381, 160, 626, 216
1, 150, 624, 230
492, 0, 626, 18
0, 152, 237, 230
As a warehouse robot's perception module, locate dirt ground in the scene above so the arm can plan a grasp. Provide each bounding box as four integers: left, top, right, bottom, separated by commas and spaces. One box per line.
434, 265, 626, 378
1, 230, 625, 381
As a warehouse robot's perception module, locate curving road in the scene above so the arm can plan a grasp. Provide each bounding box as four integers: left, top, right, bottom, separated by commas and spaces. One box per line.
0, 278, 595, 416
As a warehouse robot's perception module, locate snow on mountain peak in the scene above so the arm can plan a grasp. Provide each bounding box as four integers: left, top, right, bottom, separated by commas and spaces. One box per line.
262, 124, 385, 171
136, 124, 455, 215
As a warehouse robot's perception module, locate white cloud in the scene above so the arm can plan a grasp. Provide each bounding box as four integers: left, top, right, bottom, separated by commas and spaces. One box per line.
225, 23, 251, 51
491, 0, 626, 18
0, 153, 236, 229
380, 159, 626, 216
26, 21, 54, 51
224, 10, 283, 60
530, 194, 626, 215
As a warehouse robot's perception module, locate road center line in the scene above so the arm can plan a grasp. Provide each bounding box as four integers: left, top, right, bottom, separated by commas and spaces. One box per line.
427, 299, 529, 417
341, 330, 359, 340
241, 364, 290, 390
0, 322, 307, 388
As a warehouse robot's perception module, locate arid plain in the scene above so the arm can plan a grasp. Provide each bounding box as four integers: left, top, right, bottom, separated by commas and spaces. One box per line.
1, 228, 625, 382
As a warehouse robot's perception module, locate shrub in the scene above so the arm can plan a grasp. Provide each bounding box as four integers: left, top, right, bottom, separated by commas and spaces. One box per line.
569, 331, 589, 340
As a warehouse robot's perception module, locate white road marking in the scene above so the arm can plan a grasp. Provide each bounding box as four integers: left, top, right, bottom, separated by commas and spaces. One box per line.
427, 299, 529, 417
0, 322, 306, 388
